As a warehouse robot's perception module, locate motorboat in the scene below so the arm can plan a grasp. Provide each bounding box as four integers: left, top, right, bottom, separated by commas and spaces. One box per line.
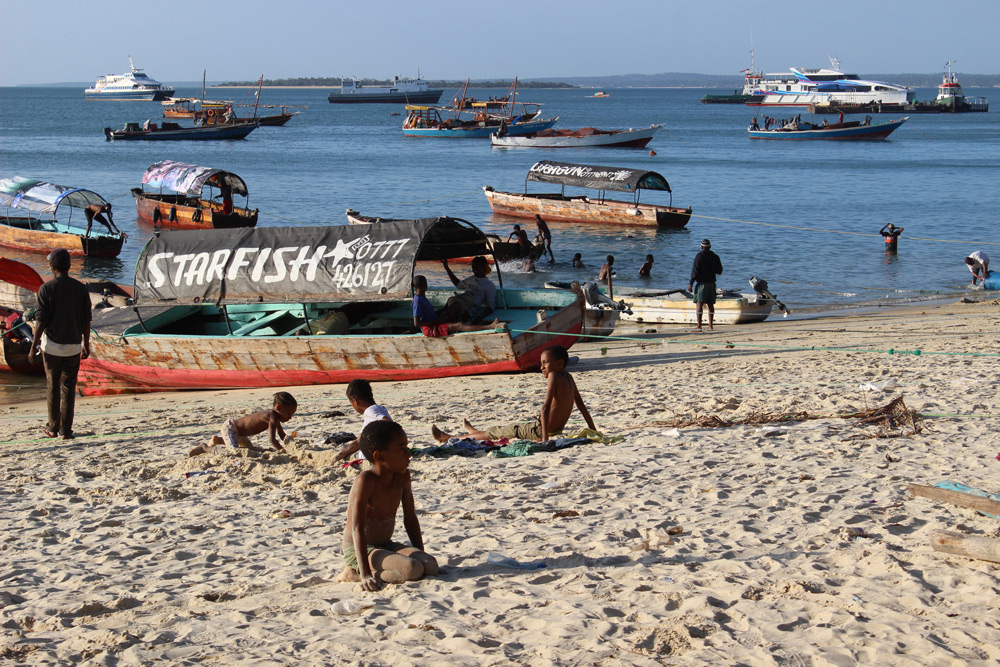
748, 115, 908, 140
84, 57, 174, 101
328, 75, 443, 104
104, 119, 259, 141
747, 57, 914, 108
491, 124, 661, 149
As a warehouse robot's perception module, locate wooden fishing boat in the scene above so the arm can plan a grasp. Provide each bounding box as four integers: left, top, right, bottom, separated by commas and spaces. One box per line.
104, 120, 259, 141
542, 281, 624, 338
0, 178, 126, 258
484, 160, 692, 229
747, 116, 908, 140
78, 218, 585, 396
0, 308, 37, 375
491, 124, 661, 149
345, 209, 544, 264
131, 160, 258, 229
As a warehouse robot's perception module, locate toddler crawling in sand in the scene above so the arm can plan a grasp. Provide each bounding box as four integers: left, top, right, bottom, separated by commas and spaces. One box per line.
189, 392, 297, 456
337, 420, 438, 590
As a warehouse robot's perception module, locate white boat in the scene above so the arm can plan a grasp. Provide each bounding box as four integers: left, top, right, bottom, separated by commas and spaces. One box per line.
84, 57, 174, 101
328, 75, 443, 104
617, 289, 774, 325
747, 57, 914, 108
934, 61, 989, 112
491, 124, 661, 149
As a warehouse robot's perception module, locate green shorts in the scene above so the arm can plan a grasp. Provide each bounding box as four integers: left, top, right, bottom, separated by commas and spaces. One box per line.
485, 419, 543, 441
343, 540, 407, 572
693, 282, 717, 305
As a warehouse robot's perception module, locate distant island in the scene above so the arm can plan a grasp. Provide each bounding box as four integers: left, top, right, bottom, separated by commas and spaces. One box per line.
215, 77, 577, 89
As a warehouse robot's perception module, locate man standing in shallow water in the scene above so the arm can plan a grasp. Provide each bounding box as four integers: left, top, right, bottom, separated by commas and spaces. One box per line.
880, 223, 903, 253
688, 239, 723, 331
28, 249, 92, 440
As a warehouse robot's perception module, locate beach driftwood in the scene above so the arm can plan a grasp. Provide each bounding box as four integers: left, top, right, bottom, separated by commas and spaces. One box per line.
907, 483, 1000, 516
930, 530, 1000, 564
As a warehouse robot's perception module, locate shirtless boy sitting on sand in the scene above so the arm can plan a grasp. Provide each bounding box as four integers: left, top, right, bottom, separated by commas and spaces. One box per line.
337, 420, 438, 590
432, 344, 595, 443
189, 391, 296, 456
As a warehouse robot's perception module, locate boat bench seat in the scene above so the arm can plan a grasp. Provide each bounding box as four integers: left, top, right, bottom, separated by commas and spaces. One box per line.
230, 310, 291, 336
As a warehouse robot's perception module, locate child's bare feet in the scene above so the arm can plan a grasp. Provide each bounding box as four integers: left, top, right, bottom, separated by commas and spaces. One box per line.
336, 566, 360, 583
431, 425, 451, 443
462, 418, 477, 433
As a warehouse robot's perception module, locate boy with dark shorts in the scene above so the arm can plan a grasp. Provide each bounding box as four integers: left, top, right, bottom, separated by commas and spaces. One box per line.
411, 275, 498, 337
337, 420, 438, 590
431, 344, 596, 443
688, 239, 723, 331
189, 392, 296, 456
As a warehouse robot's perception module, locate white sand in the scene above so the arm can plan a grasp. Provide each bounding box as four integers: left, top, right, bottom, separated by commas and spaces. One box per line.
2, 302, 999, 665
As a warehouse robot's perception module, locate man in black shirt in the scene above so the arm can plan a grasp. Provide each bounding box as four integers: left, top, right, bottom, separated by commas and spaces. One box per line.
28, 249, 92, 439
688, 239, 723, 331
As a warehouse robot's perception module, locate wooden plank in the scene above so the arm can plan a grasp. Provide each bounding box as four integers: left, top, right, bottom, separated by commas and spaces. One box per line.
930, 530, 1000, 564
907, 483, 1000, 516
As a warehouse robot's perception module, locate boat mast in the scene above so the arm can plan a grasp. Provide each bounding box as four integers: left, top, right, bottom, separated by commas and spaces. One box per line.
201, 70, 206, 103
253, 76, 263, 119
509, 77, 518, 120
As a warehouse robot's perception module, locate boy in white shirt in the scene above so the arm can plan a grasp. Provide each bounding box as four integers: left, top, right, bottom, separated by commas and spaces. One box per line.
334, 379, 391, 463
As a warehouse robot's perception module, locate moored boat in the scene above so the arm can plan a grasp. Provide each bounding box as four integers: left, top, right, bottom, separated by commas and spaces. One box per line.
131, 160, 258, 229
747, 115, 908, 140
747, 58, 914, 108
104, 120, 259, 141
484, 160, 692, 229
617, 277, 787, 325
78, 218, 585, 396
84, 57, 174, 101
0, 178, 126, 258
491, 124, 661, 149
328, 75, 444, 104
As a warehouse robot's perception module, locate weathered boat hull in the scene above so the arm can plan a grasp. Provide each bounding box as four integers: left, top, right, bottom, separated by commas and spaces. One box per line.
404, 118, 557, 138
748, 118, 907, 140
256, 113, 295, 126
491, 125, 660, 149
104, 122, 258, 141
77, 297, 584, 396
131, 189, 258, 229
0, 217, 124, 258
0, 337, 39, 375
619, 291, 773, 325
483, 188, 691, 229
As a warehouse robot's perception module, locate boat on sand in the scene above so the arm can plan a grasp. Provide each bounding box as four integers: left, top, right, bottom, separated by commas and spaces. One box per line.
484, 160, 692, 229
78, 218, 585, 396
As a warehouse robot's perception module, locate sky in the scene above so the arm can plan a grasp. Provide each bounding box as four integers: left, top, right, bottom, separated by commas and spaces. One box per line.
2, 0, 998, 86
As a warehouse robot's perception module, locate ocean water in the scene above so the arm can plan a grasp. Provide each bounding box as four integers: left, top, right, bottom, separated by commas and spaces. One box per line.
1, 84, 997, 311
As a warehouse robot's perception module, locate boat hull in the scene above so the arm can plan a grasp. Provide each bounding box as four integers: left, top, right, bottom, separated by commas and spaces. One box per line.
404, 118, 557, 138
77, 296, 584, 396
619, 291, 773, 325
0, 337, 39, 375
484, 188, 691, 229
491, 125, 660, 148
748, 118, 907, 140
131, 190, 258, 229
104, 122, 258, 141
328, 90, 443, 104
84, 89, 174, 102
0, 218, 124, 258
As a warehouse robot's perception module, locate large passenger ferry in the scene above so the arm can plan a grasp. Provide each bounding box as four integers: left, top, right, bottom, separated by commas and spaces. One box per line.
84, 57, 174, 101
747, 58, 914, 107
328, 75, 443, 104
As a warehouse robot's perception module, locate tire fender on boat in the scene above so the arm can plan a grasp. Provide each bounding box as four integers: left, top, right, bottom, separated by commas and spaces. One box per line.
192, 208, 202, 223
152, 207, 161, 223
168, 206, 177, 222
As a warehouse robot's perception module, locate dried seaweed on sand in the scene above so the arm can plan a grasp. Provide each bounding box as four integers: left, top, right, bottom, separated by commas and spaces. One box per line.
845, 396, 922, 440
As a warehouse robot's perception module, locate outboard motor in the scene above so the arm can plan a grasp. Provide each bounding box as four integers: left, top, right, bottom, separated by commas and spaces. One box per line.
749, 276, 790, 316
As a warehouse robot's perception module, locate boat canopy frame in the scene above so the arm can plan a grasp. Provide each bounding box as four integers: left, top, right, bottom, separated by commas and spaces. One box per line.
139, 160, 251, 205
131, 217, 504, 308
523, 160, 674, 207
0, 177, 109, 230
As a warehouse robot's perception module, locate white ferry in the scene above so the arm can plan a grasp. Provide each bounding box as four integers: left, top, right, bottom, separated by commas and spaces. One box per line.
327, 75, 443, 104
747, 58, 914, 107
84, 57, 174, 101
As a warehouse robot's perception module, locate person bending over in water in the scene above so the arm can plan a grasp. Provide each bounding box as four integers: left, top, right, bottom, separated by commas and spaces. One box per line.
189, 392, 296, 456
337, 420, 438, 590
432, 344, 595, 443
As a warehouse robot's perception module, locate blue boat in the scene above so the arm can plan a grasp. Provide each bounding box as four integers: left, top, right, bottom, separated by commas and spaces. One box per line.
747, 115, 908, 140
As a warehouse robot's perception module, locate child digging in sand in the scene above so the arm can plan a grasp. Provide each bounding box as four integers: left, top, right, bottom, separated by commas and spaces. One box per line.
338, 420, 438, 590
189, 392, 297, 456
432, 344, 595, 443
334, 379, 391, 463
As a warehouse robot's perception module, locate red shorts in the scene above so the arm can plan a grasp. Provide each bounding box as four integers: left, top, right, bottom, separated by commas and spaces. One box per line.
421, 323, 450, 337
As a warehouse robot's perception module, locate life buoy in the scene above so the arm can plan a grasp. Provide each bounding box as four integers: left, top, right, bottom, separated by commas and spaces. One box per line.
168, 206, 177, 222
152, 207, 161, 223
207, 109, 216, 117
192, 208, 202, 223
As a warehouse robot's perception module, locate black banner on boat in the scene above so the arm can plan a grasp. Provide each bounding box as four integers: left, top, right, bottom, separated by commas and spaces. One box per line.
132, 218, 491, 305
525, 160, 671, 193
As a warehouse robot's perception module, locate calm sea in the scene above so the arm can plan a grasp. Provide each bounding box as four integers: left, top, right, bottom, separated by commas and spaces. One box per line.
1, 85, 998, 307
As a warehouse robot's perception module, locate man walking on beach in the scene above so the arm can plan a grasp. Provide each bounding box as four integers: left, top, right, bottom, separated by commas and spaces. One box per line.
688, 239, 723, 331
880, 223, 903, 253
28, 249, 92, 440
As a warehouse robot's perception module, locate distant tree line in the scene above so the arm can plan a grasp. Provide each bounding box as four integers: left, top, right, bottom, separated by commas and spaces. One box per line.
215, 77, 576, 89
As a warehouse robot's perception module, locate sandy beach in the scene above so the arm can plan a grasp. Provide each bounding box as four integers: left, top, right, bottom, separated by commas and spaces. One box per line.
2, 301, 998, 665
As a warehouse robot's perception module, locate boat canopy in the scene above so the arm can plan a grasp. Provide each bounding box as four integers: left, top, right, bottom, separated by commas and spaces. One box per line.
140, 160, 249, 197
0, 177, 108, 215
526, 161, 671, 193
133, 217, 495, 306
